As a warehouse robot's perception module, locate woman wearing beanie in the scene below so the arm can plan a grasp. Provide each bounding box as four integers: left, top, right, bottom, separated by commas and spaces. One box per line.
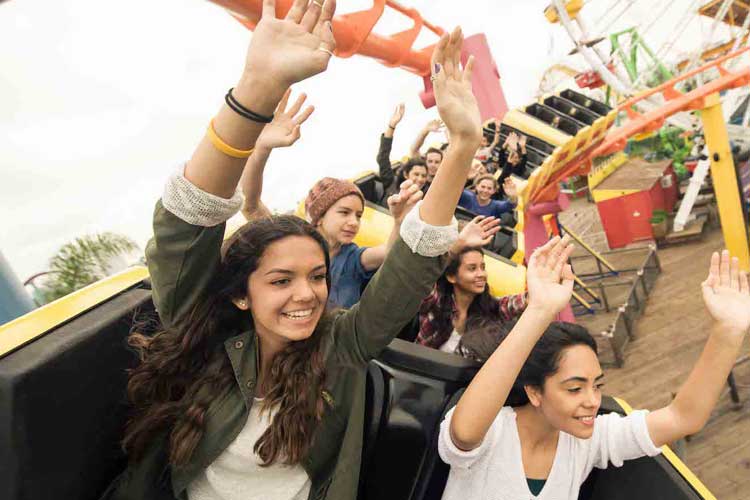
305, 175, 418, 308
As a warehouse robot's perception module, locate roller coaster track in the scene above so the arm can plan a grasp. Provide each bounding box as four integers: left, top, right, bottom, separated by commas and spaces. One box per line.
525, 46, 750, 205
210, 0, 444, 76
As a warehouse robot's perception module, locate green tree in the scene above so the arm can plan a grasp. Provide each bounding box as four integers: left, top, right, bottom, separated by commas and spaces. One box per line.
40, 232, 139, 303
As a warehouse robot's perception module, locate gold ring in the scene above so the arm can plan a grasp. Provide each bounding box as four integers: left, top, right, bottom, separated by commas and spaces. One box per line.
317, 47, 334, 57
313, 0, 324, 7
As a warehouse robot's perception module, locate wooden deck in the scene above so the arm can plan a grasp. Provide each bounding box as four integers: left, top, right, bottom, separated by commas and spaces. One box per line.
561, 198, 750, 499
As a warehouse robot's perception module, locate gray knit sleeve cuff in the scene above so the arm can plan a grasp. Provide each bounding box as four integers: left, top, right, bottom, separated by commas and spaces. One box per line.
399, 200, 459, 257
161, 163, 243, 227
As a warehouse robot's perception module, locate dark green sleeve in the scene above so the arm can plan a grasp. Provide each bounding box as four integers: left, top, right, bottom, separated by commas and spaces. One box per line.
332, 237, 447, 364
145, 200, 225, 330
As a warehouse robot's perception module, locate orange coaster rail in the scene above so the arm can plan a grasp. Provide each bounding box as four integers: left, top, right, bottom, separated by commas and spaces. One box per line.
596, 46, 750, 156
529, 46, 750, 204
209, 0, 444, 76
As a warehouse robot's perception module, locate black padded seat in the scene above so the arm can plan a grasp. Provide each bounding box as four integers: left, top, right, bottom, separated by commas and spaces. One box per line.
525, 103, 584, 135
560, 88, 613, 116
354, 173, 386, 207
544, 95, 601, 125
0, 286, 152, 500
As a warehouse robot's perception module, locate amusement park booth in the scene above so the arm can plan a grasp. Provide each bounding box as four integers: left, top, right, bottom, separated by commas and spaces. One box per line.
590, 158, 678, 248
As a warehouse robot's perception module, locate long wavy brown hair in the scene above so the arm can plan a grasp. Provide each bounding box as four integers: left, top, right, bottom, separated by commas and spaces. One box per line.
123, 215, 332, 467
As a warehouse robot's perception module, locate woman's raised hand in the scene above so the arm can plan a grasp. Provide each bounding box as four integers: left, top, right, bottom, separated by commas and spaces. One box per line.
702, 250, 750, 336
389, 103, 406, 128
526, 236, 575, 316
430, 27, 481, 144
457, 216, 501, 249
387, 179, 423, 222
244, 0, 337, 88
255, 89, 315, 151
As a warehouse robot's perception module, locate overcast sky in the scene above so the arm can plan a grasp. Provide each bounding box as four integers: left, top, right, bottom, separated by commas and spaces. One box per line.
0, 0, 727, 281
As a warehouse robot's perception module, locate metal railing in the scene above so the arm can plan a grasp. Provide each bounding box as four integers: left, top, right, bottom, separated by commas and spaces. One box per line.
572, 246, 661, 367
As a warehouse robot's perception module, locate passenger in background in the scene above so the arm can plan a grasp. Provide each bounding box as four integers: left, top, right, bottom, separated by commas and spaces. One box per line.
440, 240, 750, 500
498, 131, 528, 185
416, 215, 527, 355
377, 103, 407, 199
401, 158, 429, 192
459, 174, 516, 218
424, 147, 444, 184
410, 118, 446, 183
464, 159, 488, 189
305, 176, 419, 309
475, 118, 500, 163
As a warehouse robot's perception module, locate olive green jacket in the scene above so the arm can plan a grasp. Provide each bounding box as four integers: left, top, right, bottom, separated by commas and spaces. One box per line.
102, 200, 447, 500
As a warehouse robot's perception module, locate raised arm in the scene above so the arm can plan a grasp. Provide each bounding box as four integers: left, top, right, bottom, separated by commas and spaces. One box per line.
409, 119, 443, 158
378, 103, 405, 188
421, 27, 481, 225
185, 0, 336, 199
488, 119, 501, 150
147, 0, 337, 326
449, 215, 501, 256
240, 89, 314, 220
645, 250, 750, 447
449, 236, 575, 451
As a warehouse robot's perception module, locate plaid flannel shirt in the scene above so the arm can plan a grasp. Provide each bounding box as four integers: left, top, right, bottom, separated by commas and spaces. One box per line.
416, 288, 528, 350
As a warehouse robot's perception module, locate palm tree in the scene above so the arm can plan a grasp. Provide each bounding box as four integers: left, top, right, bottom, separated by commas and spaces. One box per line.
38, 232, 139, 303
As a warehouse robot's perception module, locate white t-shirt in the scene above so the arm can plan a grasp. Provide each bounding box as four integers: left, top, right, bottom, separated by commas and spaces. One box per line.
188, 398, 311, 500
438, 406, 661, 500
439, 329, 462, 354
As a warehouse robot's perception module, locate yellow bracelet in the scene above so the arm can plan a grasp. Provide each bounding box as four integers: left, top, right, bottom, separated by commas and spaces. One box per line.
206, 119, 254, 158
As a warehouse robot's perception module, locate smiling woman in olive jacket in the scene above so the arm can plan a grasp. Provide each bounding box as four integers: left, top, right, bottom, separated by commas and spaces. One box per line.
100, 2, 483, 499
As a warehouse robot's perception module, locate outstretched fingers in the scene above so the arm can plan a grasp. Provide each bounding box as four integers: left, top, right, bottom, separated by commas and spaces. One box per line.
315, 0, 337, 52
430, 32, 449, 79
276, 88, 292, 114
529, 236, 560, 269
553, 243, 575, 280
720, 249, 731, 287
262, 0, 277, 19
294, 105, 315, 125
286, 92, 307, 116
443, 27, 462, 78
300, 0, 323, 32
285, 0, 308, 23
730, 255, 740, 290
702, 251, 720, 291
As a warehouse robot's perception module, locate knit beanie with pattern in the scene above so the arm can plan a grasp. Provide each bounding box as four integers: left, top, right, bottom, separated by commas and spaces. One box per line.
305, 177, 365, 226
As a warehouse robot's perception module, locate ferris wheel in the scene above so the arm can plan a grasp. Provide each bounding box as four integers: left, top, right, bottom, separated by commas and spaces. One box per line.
543, 0, 750, 128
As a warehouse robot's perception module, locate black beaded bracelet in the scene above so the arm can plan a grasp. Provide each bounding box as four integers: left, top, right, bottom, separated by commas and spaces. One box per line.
225, 88, 274, 124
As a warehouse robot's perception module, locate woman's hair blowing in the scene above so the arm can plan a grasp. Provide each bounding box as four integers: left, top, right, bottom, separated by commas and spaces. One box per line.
123, 215, 332, 467
459, 320, 597, 406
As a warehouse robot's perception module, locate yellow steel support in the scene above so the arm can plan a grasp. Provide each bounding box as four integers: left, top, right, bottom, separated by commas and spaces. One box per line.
701, 92, 750, 271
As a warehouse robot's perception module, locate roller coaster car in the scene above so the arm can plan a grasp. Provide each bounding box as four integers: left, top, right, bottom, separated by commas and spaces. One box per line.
0, 281, 714, 500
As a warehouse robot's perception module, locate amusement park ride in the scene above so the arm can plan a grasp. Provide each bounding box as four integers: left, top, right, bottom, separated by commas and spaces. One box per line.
2, 1, 750, 500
